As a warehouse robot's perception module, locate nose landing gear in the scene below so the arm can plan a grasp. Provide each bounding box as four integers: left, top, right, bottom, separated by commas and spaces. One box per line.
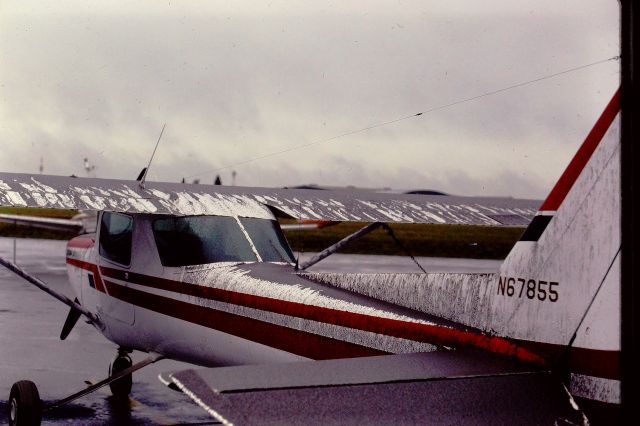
7, 351, 163, 425
8, 380, 42, 426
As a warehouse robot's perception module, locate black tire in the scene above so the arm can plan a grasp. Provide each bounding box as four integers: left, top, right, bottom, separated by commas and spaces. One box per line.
8, 380, 42, 426
109, 355, 133, 399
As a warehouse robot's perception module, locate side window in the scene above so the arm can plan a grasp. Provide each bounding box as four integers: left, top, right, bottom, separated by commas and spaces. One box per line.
99, 212, 133, 265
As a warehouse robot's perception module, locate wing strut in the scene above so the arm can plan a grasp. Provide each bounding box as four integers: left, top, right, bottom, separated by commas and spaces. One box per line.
45, 354, 164, 411
380, 223, 427, 273
297, 222, 427, 272
298, 222, 383, 270
0, 254, 100, 326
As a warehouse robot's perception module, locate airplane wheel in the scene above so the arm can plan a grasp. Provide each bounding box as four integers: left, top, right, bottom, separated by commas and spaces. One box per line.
109, 355, 132, 399
8, 380, 42, 426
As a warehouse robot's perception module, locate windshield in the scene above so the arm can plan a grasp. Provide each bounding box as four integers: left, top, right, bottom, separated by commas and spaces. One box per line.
239, 217, 295, 263
153, 216, 258, 266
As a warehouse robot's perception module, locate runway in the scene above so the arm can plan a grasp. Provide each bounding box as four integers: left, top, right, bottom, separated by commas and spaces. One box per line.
0, 237, 500, 424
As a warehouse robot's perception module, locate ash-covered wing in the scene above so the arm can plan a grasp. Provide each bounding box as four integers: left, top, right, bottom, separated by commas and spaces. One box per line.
163, 351, 586, 425
0, 173, 539, 225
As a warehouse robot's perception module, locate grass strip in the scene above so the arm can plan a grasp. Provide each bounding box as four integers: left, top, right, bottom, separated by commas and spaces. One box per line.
0, 209, 525, 258
0, 207, 79, 240
282, 221, 524, 259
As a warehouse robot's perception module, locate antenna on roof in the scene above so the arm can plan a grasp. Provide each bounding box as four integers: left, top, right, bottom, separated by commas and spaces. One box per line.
139, 123, 166, 189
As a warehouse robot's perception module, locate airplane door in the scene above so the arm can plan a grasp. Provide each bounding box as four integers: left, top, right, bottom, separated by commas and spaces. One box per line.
96, 211, 135, 326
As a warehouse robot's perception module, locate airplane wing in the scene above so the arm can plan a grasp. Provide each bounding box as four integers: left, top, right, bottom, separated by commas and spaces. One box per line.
280, 220, 337, 230
0, 173, 540, 226
0, 212, 84, 232
280, 223, 324, 230
161, 351, 586, 425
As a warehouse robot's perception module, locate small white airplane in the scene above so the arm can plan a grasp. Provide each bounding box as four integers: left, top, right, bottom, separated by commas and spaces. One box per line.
0, 88, 620, 425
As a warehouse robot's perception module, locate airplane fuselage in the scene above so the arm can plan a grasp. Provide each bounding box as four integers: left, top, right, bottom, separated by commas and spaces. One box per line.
62, 209, 588, 371
65, 211, 460, 368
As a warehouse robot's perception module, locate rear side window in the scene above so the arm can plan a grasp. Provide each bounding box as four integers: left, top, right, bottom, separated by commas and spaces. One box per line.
99, 212, 133, 265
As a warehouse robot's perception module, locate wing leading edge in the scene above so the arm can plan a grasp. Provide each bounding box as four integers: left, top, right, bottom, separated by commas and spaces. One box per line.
0, 173, 539, 225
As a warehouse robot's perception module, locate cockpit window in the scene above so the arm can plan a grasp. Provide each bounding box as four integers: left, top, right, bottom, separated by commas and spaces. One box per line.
152, 216, 258, 266
99, 212, 133, 265
239, 218, 295, 263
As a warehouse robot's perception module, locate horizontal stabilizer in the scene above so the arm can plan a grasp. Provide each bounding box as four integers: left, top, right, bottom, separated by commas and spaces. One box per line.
0, 173, 539, 225
165, 351, 586, 425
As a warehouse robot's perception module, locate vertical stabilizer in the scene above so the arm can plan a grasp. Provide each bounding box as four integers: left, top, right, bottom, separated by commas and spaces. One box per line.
494, 89, 620, 404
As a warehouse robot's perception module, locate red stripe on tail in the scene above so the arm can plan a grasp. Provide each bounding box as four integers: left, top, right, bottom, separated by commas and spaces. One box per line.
539, 89, 620, 212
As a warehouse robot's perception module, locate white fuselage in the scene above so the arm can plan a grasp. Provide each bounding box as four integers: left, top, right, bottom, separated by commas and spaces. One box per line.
65, 211, 449, 368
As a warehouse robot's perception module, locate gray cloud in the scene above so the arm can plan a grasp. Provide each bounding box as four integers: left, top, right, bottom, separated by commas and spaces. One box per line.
0, 1, 619, 199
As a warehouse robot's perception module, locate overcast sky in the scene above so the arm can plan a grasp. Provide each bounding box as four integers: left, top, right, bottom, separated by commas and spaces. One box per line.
0, 1, 619, 198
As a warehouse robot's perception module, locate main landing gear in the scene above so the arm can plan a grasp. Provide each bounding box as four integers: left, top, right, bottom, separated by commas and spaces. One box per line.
109, 349, 133, 399
7, 349, 163, 426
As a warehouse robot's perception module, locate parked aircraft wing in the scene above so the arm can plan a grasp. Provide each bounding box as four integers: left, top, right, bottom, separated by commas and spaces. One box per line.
280, 220, 337, 230
280, 223, 324, 230
0, 213, 84, 232
0, 173, 539, 225
162, 350, 586, 425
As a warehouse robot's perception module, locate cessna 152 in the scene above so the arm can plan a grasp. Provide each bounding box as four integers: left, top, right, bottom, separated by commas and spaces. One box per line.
0, 89, 620, 425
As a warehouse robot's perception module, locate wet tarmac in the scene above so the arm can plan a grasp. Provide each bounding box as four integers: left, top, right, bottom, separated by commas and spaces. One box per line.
0, 237, 500, 424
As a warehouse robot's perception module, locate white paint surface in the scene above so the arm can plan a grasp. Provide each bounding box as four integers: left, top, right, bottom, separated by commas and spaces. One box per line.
570, 373, 620, 404
494, 114, 620, 347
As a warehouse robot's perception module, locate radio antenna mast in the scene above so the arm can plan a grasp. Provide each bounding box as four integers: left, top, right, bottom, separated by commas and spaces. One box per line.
139, 123, 166, 188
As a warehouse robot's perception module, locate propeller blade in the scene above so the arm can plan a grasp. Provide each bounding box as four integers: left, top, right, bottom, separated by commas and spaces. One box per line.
60, 298, 82, 340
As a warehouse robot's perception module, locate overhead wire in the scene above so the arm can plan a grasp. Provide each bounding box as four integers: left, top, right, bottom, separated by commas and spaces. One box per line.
186, 55, 619, 179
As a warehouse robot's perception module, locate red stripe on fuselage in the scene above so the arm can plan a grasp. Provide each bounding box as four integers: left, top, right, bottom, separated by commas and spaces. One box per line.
97, 265, 543, 364
517, 340, 619, 381
66, 261, 619, 379
103, 279, 385, 360
539, 89, 620, 211
66, 258, 106, 293
67, 236, 95, 249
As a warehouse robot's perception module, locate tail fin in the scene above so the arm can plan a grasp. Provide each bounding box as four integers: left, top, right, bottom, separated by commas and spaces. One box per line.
302, 90, 621, 406
495, 89, 620, 404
